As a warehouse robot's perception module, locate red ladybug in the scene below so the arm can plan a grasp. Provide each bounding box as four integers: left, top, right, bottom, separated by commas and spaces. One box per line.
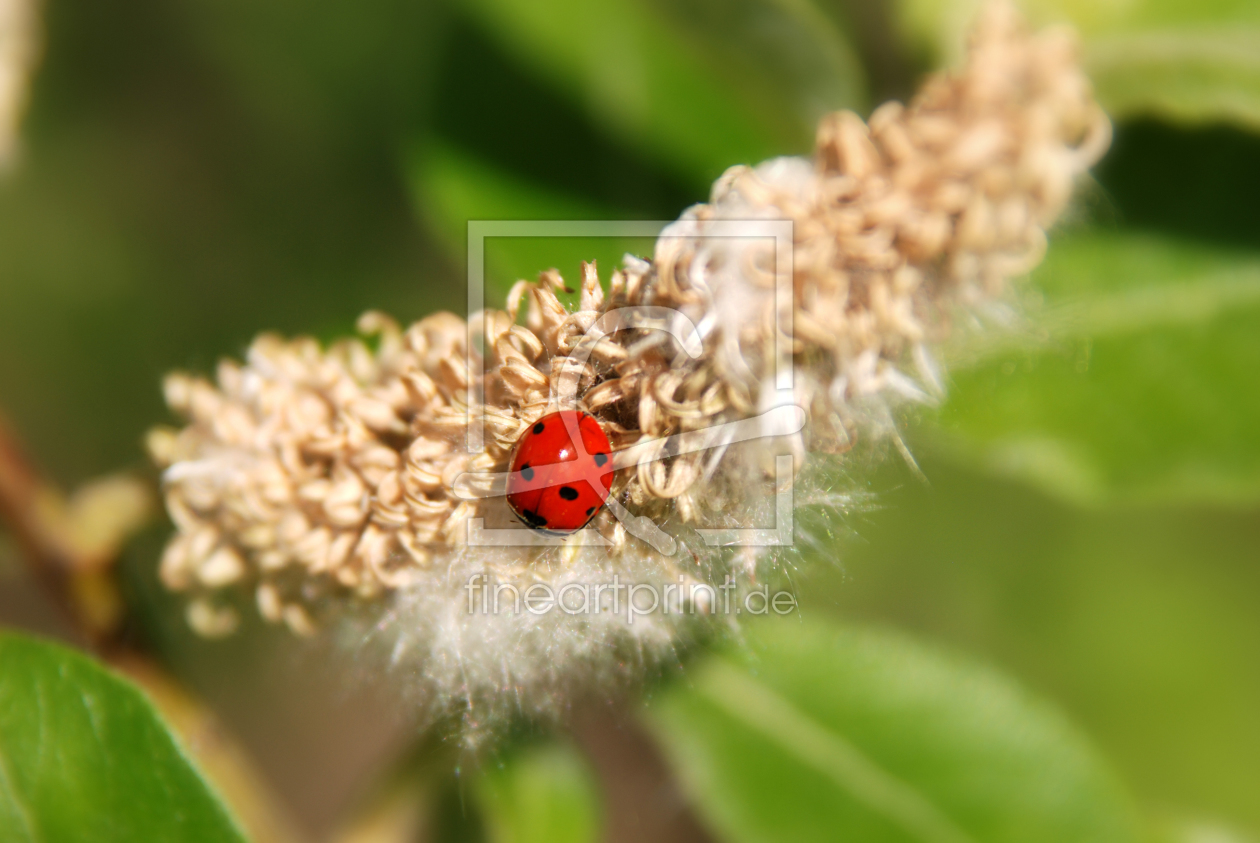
506, 411, 614, 534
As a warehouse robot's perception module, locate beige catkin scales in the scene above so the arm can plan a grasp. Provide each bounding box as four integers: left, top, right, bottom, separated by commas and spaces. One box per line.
149, 4, 1109, 730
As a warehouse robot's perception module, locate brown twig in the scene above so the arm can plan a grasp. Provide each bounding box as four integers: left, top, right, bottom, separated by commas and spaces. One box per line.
0, 409, 155, 649
570, 703, 717, 843
0, 410, 93, 639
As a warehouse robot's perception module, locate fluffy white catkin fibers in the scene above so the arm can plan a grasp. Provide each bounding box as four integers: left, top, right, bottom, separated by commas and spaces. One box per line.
148, 3, 1109, 734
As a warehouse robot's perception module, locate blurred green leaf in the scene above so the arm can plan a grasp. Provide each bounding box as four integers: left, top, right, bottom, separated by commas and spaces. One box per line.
460, 0, 865, 183
931, 232, 1260, 505
639, 0, 869, 145
896, 0, 1260, 131
0, 632, 248, 843
799, 455, 1260, 836
644, 617, 1143, 843
1156, 818, 1259, 843
471, 739, 602, 843
409, 140, 659, 300
181, 0, 447, 141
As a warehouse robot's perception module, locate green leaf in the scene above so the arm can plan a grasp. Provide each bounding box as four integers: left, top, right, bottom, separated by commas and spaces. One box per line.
895, 0, 1260, 131
800, 455, 1260, 835
1156, 817, 1259, 843
460, 0, 865, 182
0, 631, 248, 843
638, 0, 869, 149
408, 140, 660, 301
930, 232, 1260, 506
644, 617, 1143, 843
471, 739, 602, 843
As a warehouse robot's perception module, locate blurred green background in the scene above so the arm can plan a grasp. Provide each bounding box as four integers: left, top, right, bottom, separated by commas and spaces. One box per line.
1, 0, 1259, 840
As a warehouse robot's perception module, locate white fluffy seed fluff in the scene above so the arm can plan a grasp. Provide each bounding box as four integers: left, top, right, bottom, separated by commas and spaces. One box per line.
148, 3, 1109, 736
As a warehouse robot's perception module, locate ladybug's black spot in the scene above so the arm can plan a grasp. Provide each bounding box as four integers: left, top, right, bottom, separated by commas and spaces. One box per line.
559, 486, 579, 501
585, 507, 595, 516
532, 422, 545, 435
593, 452, 608, 467
520, 464, 534, 481
520, 509, 547, 528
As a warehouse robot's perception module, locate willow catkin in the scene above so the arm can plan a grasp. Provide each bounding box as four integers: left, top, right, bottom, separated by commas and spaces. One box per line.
148, 3, 1109, 733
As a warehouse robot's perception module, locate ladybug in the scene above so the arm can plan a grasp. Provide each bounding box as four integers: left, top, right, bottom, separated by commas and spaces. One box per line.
506, 410, 615, 534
